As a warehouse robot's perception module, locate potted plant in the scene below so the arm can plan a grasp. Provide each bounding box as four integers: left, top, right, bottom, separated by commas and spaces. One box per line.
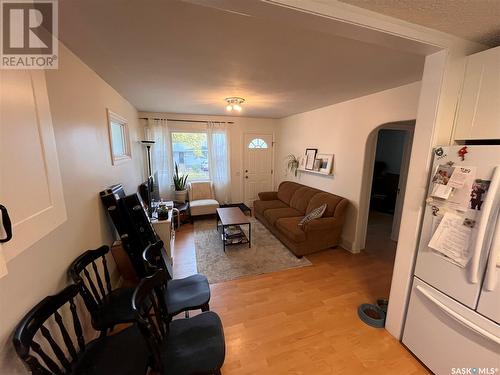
173, 162, 188, 203
286, 154, 300, 177
157, 202, 169, 221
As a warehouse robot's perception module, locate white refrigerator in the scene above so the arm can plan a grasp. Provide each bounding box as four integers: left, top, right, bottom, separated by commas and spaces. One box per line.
403, 145, 500, 374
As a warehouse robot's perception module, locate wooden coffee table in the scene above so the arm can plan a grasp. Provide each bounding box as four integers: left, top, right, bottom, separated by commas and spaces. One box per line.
216, 207, 251, 252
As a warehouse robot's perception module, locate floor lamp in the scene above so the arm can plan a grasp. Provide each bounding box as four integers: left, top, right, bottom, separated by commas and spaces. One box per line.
141, 140, 155, 176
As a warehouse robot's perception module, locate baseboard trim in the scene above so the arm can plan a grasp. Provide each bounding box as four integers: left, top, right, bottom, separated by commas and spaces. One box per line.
340, 237, 361, 254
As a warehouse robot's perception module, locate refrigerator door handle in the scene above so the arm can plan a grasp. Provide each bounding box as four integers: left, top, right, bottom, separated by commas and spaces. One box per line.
470, 166, 500, 284
484, 213, 500, 291
416, 285, 500, 345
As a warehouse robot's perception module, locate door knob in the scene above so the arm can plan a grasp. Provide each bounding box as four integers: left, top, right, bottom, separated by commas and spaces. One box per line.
0, 205, 12, 243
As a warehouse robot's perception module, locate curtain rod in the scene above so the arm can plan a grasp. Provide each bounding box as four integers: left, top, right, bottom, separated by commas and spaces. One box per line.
139, 117, 234, 124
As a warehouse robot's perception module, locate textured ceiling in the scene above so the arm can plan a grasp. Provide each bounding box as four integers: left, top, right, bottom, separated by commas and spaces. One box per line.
58, 0, 425, 118
339, 0, 500, 47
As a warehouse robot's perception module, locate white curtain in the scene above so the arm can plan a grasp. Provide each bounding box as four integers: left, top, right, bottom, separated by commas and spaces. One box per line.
207, 121, 231, 204
145, 118, 172, 199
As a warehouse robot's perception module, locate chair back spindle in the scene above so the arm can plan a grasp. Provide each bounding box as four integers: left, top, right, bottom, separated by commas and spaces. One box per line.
132, 270, 169, 372
13, 285, 88, 375
68, 246, 114, 317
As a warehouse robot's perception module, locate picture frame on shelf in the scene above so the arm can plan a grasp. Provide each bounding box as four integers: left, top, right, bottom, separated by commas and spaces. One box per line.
304, 148, 317, 170
313, 159, 321, 171
316, 153, 334, 174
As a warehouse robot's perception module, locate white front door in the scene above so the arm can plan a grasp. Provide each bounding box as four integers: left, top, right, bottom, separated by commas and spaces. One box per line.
243, 134, 273, 207
0, 70, 67, 275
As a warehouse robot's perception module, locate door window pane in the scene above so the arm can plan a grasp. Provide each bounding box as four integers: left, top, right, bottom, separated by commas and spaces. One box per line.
248, 138, 268, 149
171, 132, 209, 180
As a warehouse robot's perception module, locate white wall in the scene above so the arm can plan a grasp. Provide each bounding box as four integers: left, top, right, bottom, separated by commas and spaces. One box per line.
0, 44, 144, 374
275, 81, 421, 252
138, 112, 279, 203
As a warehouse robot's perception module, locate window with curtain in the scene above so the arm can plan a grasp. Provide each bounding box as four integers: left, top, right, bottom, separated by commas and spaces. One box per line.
145, 119, 231, 203
171, 132, 210, 181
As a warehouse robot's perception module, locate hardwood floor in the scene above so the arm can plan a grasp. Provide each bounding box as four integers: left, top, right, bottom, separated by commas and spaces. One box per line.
173, 220, 428, 375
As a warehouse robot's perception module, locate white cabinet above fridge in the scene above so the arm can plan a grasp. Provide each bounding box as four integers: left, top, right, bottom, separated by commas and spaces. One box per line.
454, 46, 500, 141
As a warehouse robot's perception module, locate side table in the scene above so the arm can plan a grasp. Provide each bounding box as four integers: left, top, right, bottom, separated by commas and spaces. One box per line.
173, 201, 191, 228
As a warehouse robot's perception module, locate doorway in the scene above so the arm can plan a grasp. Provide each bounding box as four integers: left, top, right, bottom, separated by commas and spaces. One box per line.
365, 124, 414, 260
243, 133, 273, 208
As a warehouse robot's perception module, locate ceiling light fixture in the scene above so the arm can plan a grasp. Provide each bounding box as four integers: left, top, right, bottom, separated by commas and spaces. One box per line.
225, 97, 245, 112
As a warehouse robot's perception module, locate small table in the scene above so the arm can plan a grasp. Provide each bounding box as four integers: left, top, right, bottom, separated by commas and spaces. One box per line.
219, 202, 252, 216
173, 201, 191, 227
216, 207, 251, 252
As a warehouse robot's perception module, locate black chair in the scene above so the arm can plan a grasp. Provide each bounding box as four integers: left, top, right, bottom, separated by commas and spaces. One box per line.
132, 270, 225, 375
13, 284, 149, 375
69, 245, 136, 332
143, 241, 210, 318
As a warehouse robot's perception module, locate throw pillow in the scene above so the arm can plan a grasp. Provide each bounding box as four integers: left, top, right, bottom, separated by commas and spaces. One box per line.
299, 203, 327, 228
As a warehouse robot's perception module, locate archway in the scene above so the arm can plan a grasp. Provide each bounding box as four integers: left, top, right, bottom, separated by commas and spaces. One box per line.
357, 120, 416, 251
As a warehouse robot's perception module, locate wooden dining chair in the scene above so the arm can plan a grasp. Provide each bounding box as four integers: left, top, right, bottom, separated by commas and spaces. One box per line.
143, 240, 210, 318
68, 245, 136, 332
132, 270, 225, 375
13, 284, 149, 375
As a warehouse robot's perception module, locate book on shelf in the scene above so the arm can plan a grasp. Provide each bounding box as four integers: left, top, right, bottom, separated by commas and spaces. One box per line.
225, 237, 248, 245
224, 225, 243, 238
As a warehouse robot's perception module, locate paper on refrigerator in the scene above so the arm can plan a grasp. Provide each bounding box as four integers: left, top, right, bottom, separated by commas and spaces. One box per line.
448, 166, 474, 189
430, 164, 454, 199
446, 167, 476, 211
428, 212, 472, 267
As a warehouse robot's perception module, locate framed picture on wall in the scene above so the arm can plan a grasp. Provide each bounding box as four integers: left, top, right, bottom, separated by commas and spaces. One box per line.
304, 148, 317, 170
316, 153, 334, 174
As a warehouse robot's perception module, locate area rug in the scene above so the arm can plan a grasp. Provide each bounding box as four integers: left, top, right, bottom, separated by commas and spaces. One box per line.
194, 217, 312, 284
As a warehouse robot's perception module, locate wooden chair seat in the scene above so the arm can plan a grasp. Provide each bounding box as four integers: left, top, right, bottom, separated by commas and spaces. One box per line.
161, 312, 225, 375
143, 241, 210, 318
92, 287, 136, 330
166, 274, 210, 316
73, 325, 148, 375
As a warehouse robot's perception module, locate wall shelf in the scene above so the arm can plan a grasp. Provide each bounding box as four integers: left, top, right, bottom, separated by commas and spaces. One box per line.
297, 168, 334, 177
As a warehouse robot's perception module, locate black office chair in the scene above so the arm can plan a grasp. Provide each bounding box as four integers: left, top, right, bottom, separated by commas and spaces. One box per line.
132, 270, 225, 375
13, 284, 149, 375
143, 240, 210, 318
69, 245, 136, 332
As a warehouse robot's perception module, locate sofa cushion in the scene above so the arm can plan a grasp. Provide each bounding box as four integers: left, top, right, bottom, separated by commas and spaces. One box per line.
254, 199, 288, 217
306, 192, 344, 217
275, 217, 306, 243
276, 181, 303, 205
190, 199, 219, 216
289, 186, 321, 213
263, 207, 302, 226
258, 191, 279, 201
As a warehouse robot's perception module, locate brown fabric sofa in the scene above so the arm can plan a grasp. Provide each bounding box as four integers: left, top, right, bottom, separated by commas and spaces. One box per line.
254, 181, 348, 257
